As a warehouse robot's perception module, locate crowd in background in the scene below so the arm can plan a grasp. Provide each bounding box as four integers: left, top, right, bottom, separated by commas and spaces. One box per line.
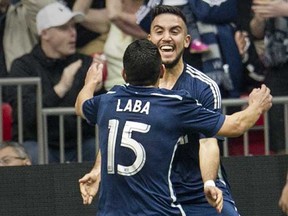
0, 0, 286, 156
0, 0, 288, 214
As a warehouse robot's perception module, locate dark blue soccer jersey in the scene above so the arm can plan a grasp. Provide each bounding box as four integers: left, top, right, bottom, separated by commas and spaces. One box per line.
171, 63, 232, 205
82, 84, 225, 216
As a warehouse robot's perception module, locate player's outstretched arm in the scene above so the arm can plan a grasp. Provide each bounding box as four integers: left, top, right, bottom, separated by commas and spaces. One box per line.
79, 151, 101, 205
75, 62, 103, 118
218, 84, 272, 137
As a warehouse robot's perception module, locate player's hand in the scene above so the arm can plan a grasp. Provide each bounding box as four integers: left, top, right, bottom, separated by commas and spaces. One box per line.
279, 183, 288, 214
204, 186, 223, 213
79, 169, 101, 205
248, 84, 272, 113
85, 62, 103, 92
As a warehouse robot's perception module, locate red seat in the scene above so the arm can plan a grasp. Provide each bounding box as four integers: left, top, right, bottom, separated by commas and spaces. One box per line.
2, 103, 12, 141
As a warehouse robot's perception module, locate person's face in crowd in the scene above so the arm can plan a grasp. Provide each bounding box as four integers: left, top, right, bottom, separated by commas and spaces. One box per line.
0, 147, 31, 166
148, 13, 190, 69
42, 19, 77, 58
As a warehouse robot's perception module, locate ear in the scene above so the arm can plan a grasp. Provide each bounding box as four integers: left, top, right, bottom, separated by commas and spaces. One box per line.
121, 69, 127, 82
184, 34, 191, 49
159, 64, 165, 79
41, 29, 51, 40
147, 34, 151, 41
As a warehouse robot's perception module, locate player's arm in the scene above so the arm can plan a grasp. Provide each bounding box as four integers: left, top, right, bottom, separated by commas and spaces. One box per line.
199, 138, 223, 213
217, 84, 272, 137
199, 138, 219, 182
75, 63, 103, 118
79, 151, 101, 205
279, 172, 288, 214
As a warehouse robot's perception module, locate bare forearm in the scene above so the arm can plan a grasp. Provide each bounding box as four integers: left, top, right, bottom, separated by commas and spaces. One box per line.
250, 16, 266, 39
199, 138, 219, 182
75, 83, 95, 118
218, 104, 262, 137
73, 0, 93, 13
82, 9, 110, 34
91, 151, 101, 177
112, 13, 147, 38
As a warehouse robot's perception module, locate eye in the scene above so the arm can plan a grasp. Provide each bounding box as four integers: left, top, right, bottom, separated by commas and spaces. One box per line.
2, 158, 11, 164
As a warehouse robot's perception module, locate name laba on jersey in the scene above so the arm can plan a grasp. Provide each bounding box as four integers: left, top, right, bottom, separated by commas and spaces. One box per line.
116, 99, 150, 115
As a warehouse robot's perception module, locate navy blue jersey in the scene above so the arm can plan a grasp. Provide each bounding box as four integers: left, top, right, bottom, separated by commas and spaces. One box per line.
171, 63, 232, 204
82, 84, 225, 216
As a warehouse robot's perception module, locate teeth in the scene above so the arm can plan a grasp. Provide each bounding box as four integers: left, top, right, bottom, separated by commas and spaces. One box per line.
160, 45, 173, 51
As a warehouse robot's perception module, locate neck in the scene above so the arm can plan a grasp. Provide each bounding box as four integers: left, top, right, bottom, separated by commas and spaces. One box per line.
159, 62, 184, 90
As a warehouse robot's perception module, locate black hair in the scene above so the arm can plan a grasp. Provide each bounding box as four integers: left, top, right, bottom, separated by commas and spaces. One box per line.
151, 5, 187, 25
123, 39, 162, 86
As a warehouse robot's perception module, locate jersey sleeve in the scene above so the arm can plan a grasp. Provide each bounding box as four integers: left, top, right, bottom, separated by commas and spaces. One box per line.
179, 95, 225, 137
197, 77, 223, 139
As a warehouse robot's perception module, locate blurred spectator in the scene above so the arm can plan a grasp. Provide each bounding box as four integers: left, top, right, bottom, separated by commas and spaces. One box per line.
186, 0, 243, 98
70, 0, 110, 55
1, 0, 55, 76
250, 0, 288, 154
0, 141, 31, 166
234, 30, 266, 94
103, 0, 147, 90
0, 0, 10, 78
7, 2, 105, 164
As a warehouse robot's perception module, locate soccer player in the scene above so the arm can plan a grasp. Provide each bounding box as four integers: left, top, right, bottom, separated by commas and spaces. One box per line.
76, 39, 272, 215
148, 5, 241, 215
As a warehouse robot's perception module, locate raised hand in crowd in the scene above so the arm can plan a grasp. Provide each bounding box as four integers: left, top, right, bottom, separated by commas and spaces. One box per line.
54, 59, 83, 98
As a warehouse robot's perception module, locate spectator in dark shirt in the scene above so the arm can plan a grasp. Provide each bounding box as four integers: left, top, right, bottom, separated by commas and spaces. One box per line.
7, 1, 105, 164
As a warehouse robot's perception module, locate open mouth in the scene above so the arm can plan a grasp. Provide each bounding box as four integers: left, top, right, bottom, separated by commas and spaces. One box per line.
159, 45, 174, 52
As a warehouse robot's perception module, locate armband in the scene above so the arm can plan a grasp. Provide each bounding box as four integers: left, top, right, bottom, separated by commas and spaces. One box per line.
204, 180, 216, 188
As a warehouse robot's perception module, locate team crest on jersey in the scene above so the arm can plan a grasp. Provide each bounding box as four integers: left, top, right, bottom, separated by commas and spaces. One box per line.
202, 0, 227, 6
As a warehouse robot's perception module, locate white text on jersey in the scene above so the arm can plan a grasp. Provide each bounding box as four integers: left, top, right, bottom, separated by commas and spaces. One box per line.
116, 99, 150, 115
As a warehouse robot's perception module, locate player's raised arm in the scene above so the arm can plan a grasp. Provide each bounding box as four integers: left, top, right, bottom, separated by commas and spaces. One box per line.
218, 84, 272, 137
75, 63, 103, 118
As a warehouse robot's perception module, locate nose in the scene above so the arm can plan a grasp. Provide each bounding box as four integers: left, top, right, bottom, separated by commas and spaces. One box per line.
162, 31, 172, 41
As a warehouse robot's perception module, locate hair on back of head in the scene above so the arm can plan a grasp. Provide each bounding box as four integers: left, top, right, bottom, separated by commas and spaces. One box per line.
123, 39, 162, 86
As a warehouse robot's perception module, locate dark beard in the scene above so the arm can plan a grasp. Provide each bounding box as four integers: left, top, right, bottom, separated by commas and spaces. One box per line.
163, 50, 183, 69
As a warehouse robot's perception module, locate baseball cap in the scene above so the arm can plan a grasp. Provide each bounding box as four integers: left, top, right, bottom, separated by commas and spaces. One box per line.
36, 1, 84, 35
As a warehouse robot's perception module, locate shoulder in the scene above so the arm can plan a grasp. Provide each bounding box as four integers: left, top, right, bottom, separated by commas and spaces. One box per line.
184, 64, 218, 87
9, 52, 37, 77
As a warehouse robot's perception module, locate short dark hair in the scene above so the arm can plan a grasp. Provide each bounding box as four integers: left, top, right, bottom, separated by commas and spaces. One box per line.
123, 39, 162, 86
151, 5, 187, 25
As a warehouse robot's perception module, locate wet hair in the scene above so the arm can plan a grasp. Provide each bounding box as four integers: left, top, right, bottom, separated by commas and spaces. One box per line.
123, 39, 162, 86
151, 5, 187, 26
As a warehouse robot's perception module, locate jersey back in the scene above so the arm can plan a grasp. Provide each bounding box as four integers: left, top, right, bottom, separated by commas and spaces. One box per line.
83, 84, 224, 215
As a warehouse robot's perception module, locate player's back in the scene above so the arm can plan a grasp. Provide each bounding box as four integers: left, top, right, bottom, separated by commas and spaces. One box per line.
82, 84, 224, 215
